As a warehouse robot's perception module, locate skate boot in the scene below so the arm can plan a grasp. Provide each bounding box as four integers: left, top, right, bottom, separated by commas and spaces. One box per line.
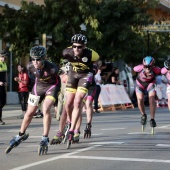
5, 133, 29, 154
84, 123, 92, 138
73, 131, 80, 143
150, 119, 157, 135
141, 114, 147, 132
50, 131, 64, 145
38, 136, 49, 155
63, 122, 71, 144
66, 131, 74, 149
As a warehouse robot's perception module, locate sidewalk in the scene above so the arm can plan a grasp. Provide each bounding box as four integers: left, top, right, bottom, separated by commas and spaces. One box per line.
3, 104, 21, 118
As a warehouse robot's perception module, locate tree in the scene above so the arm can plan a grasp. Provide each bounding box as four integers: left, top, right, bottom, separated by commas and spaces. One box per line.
0, 0, 168, 66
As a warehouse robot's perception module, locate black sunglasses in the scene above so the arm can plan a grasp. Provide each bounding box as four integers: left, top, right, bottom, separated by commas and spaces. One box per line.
32, 58, 41, 61
144, 65, 152, 69
72, 45, 83, 49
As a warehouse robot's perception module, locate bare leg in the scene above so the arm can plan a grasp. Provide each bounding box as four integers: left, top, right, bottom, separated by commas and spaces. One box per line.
70, 91, 86, 131
20, 104, 38, 133
41, 98, 54, 136
136, 92, 145, 115
148, 91, 156, 119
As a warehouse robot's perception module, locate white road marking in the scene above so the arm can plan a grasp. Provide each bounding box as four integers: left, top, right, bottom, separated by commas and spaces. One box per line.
64, 155, 170, 163
89, 142, 125, 145
157, 124, 170, 129
29, 136, 42, 138
7, 130, 34, 133
156, 144, 170, 147
101, 128, 125, 130
127, 132, 151, 135
91, 133, 103, 136
10, 145, 101, 170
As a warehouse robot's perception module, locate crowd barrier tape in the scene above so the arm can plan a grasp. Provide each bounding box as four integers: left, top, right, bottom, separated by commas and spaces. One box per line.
99, 84, 133, 111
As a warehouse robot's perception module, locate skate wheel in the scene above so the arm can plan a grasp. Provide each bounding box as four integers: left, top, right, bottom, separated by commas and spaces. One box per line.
5, 146, 13, 154
89, 132, 91, 138
142, 125, 146, 132
50, 139, 54, 145
151, 127, 154, 135
63, 133, 68, 144
43, 146, 48, 155
67, 140, 71, 149
38, 146, 44, 155
84, 132, 87, 139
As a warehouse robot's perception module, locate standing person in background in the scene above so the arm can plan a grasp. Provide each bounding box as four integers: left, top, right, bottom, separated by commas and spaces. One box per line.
94, 68, 101, 113
0, 50, 7, 125
14, 64, 29, 119
133, 56, 161, 132
109, 67, 120, 85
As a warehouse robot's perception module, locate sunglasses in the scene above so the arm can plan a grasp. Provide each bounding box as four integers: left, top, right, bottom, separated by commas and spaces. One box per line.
32, 58, 41, 61
72, 45, 83, 49
144, 65, 152, 69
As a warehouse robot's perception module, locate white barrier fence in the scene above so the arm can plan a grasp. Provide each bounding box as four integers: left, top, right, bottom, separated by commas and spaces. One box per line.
99, 84, 134, 111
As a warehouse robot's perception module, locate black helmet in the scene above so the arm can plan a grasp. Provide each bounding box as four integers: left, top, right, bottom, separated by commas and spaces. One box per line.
71, 34, 87, 45
30, 46, 46, 59
164, 59, 170, 70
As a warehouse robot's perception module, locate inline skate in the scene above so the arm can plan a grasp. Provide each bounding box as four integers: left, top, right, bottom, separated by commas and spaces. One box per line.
84, 123, 91, 138
73, 131, 80, 143
67, 131, 74, 149
50, 131, 64, 145
38, 136, 49, 155
62, 122, 71, 144
5, 133, 29, 154
141, 114, 147, 132
150, 119, 157, 135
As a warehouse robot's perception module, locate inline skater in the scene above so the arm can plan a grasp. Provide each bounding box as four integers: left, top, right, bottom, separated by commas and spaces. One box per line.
161, 59, 170, 110
5, 46, 61, 155
51, 34, 99, 148
133, 56, 161, 134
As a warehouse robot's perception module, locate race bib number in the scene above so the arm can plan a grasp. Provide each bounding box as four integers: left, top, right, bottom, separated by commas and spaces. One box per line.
28, 93, 40, 106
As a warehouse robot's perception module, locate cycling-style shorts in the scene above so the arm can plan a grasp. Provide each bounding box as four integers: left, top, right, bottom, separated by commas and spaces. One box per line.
66, 70, 93, 94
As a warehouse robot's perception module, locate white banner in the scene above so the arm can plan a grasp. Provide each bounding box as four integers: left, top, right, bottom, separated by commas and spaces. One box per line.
99, 84, 132, 106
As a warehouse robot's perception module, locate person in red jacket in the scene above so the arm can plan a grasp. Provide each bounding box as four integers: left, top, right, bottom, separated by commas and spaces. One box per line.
14, 64, 29, 119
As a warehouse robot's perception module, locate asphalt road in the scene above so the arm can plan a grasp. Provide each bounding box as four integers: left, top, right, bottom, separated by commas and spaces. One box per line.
1, 106, 170, 170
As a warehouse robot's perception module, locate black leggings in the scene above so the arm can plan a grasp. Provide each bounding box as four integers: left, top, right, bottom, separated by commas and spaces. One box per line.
18, 92, 29, 112
0, 86, 6, 119
94, 85, 101, 110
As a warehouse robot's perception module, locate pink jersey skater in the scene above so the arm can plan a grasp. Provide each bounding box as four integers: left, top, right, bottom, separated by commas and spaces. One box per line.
161, 67, 170, 86
134, 64, 161, 93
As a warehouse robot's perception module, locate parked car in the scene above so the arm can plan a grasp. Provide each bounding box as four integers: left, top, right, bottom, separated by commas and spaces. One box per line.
113, 59, 135, 98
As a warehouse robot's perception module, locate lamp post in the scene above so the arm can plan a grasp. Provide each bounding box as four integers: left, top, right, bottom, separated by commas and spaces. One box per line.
6, 43, 12, 92
147, 30, 150, 56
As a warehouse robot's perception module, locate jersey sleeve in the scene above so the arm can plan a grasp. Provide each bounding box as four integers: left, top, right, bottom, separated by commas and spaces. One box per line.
91, 50, 99, 62
161, 67, 168, 75
152, 66, 161, 75
133, 64, 143, 72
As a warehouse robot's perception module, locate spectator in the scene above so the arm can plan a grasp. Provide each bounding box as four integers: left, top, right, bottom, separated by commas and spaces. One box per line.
14, 64, 29, 119
98, 60, 113, 84
94, 68, 102, 113
107, 67, 120, 84
0, 50, 7, 125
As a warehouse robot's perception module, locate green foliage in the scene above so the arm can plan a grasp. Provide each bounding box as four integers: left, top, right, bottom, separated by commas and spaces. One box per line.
0, 0, 169, 67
